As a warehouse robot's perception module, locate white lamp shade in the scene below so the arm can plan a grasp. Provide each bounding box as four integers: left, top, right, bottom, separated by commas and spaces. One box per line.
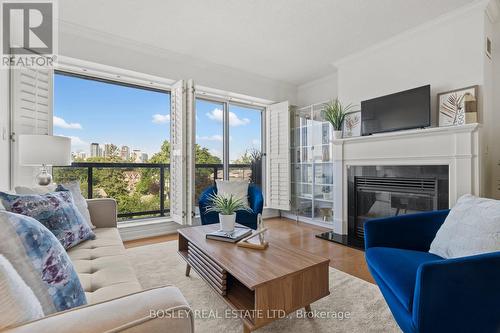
18, 135, 72, 166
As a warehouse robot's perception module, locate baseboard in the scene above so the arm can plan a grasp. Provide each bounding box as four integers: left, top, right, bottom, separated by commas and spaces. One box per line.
262, 207, 280, 219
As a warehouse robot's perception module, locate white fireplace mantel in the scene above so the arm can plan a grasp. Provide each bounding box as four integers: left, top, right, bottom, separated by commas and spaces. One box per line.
331, 123, 482, 234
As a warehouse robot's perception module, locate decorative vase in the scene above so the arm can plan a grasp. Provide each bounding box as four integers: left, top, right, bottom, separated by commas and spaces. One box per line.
333, 130, 343, 140
219, 213, 236, 232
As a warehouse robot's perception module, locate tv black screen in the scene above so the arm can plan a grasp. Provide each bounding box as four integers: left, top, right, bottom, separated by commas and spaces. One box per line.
361, 85, 430, 136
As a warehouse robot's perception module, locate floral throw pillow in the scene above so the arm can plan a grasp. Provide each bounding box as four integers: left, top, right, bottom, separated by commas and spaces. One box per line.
0, 191, 95, 250
0, 211, 87, 314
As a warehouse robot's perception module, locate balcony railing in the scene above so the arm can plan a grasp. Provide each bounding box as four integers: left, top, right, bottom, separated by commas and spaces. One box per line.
53, 162, 254, 221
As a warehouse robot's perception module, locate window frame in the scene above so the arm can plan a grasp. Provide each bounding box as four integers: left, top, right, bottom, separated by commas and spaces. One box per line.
55, 56, 173, 93
52, 65, 172, 220
194, 95, 266, 188
54, 70, 171, 96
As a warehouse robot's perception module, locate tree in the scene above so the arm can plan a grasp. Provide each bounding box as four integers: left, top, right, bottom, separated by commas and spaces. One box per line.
136, 140, 221, 204
232, 148, 262, 186
55, 140, 222, 218
195, 145, 221, 164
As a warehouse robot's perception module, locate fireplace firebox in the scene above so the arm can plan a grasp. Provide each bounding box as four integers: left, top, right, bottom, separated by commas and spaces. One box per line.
317, 165, 449, 249
353, 176, 439, 239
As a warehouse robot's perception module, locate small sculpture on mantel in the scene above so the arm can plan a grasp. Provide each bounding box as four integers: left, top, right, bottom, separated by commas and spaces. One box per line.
237, 213, 269, 250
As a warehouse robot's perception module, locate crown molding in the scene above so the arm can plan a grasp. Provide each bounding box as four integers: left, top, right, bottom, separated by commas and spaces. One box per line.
332, 0, 489, 68
57, 20, 297, 90
298, 71, 338, 90
486, 0, 500, 22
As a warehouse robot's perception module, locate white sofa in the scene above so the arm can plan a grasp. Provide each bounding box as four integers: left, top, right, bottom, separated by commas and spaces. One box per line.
4, 198, 193, 333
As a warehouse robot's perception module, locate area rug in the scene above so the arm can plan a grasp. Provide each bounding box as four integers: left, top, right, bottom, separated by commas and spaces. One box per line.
126, 241, 400, 333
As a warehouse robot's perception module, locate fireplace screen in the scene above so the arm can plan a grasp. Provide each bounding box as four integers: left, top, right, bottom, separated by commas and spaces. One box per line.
354, 177, 438, 239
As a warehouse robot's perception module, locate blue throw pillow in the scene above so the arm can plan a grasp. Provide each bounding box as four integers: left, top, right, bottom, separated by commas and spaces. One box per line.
0, 211, 87, 314
0, 191, 95, 250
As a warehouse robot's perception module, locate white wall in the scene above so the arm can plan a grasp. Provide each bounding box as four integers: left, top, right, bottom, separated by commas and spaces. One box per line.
0, 69, 9, 191
482, 9, 496, 198
296, 72, 338, 107
58, 25, 297, 104
335, 5, 485, 126
331, 4, 500, 198
492, 19, 500, 198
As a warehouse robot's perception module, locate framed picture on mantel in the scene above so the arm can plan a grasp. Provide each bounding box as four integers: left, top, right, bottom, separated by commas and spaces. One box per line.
438, 85, 478, 127
343, 111, 361, 138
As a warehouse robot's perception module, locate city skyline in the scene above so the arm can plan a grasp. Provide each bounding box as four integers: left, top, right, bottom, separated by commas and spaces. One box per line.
81, 142, 149, 162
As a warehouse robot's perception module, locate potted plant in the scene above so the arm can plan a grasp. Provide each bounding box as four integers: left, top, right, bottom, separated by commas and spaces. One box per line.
323, 98, 354, 140
206, 193, 252, 232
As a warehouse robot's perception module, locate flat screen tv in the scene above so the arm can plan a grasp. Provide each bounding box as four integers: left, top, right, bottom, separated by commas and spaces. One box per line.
361, 85, 430, 136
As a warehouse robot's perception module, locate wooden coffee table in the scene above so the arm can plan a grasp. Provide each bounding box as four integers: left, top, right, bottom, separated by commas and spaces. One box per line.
178, 224, 330, 332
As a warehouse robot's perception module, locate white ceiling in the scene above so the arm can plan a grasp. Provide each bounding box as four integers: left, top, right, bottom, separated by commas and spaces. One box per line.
59, 0, 477, 85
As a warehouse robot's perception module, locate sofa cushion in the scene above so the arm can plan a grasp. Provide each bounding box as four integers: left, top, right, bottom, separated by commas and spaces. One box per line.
16, 183, 95, 230
366, 247, 442, 312
0, 211, 87, 314
0, 191, 95, 250
68, 228, 142, 304
56, 182, 96, 229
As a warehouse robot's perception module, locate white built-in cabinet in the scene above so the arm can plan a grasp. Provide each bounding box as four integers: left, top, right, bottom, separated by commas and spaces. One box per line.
289, 103, 335, 225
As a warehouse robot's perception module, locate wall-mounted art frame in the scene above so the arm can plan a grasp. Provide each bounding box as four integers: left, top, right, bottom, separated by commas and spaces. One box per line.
342, 110, 361, 138
437, 85, 478, 127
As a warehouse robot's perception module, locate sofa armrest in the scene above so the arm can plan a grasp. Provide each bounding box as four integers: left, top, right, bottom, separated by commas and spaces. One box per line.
412, 252, 500, 333
364, 210, 449, 251
4, 286, 193, 333
87, 198, 118, 228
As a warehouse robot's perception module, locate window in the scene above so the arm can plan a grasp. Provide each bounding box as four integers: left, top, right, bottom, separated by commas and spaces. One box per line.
228, 103, 263, 185
194, 97, 264, 205
52, 71, 171, 220
195, 98, 224, 203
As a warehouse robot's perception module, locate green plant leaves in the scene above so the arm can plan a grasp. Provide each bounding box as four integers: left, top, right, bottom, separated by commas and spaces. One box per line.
205, 193, 252, 215
323, 98, 355, 130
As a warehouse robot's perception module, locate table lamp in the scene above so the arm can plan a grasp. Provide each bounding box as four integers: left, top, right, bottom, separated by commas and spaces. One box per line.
18, 135, 71, 186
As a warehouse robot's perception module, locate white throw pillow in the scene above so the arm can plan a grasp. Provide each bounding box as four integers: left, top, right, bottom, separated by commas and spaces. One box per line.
0, 255, 44, 330
429, 194, 500, 258
215, 180, 250, 206
15, 182, 95, 229
14, 184, 56, 195
0, 191, 16, 211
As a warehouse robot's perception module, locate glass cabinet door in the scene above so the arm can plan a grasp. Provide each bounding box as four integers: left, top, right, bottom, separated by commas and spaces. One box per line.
291, 103, 335, 225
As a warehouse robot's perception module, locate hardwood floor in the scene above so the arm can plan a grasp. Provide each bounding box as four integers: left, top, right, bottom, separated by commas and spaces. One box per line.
124, 217, 374, 283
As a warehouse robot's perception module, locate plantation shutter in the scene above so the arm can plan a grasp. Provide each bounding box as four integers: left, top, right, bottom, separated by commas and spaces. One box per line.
185, 79, 195, 225
265, 101, 290, 210
11, 67, 53, 186
170, 80, 187, 224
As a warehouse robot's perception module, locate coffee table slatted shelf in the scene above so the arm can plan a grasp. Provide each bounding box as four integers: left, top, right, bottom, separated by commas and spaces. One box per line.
178, 224, 330, 333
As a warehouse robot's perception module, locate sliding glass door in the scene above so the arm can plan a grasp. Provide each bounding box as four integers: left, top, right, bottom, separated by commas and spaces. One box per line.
194, 99, 224, 204
194, 97, 263, 209
228, 104, 263, 188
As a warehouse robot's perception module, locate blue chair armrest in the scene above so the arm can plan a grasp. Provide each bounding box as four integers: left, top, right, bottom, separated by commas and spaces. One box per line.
198, 186, 218, 225
412, 252, 500, 333
248, 184, 263, 215
364, 210, 450, 251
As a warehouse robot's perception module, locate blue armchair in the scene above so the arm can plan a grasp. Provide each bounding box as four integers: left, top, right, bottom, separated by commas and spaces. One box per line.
198, 184, 264, 230
364, 210, 500, 333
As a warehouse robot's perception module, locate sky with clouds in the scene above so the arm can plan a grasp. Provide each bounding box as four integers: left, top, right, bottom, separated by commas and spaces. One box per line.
54, 73, 261, 161
195, 100, 261, 162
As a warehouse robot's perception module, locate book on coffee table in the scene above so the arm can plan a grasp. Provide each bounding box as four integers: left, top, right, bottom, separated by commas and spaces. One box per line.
206, 226, 252, 243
